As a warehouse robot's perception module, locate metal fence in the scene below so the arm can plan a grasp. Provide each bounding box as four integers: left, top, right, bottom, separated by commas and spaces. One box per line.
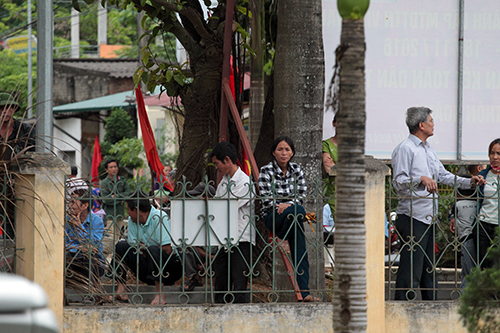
3, 170, 497, 304
385, 171, 500, 301
63, 175, 333, 305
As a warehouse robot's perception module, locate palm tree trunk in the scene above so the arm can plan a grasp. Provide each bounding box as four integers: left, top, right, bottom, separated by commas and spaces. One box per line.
333, 18, 367, 332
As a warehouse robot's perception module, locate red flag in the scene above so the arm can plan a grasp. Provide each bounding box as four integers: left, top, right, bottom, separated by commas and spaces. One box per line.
241, 147, 251, 176
135, 87, 174, 192
91, 135, 102, 185
229, 55, 236, 100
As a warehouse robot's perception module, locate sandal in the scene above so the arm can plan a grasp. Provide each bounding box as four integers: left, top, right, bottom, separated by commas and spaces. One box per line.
183, 277, 202, 291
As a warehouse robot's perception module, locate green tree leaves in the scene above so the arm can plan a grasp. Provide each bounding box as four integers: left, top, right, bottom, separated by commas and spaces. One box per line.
0, 49, 36, 116
459, 228, 500, 333
103, 108, 135, 145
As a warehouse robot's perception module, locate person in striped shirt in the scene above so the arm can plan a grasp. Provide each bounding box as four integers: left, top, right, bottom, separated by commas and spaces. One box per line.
258, 136, 314, 302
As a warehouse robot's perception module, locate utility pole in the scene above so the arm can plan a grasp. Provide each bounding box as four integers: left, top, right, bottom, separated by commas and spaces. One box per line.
70, 8, 80, 58
97, 3, 107, 56
36, 0, 53, 152
27, 0, 33, 118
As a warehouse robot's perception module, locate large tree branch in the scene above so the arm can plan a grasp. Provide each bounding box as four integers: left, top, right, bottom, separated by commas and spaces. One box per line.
130, 0, 200, 55
150, 0, 214, 43
169, 18, 203, 55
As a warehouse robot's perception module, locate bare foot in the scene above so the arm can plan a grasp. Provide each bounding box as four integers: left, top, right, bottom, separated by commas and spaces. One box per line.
302, 295, 320, 302
114, 284, 129, 302
277, 238, 290, 254
151, 294, 167, 305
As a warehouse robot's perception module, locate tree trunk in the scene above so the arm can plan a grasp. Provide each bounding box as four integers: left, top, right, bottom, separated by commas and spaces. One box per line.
274, 0, 325, 301
249, 0, 265, 150
333, 18, 367, 332
176, 42, 223, 185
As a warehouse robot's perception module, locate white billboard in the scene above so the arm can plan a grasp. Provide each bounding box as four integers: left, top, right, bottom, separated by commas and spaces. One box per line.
322, 0, 500, 161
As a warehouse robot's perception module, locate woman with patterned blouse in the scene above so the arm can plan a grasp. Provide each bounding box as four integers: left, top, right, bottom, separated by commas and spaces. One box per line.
258, 136, 314, 302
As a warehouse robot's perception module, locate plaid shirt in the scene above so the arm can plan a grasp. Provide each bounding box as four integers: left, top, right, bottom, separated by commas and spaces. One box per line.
258, 160, 307, 216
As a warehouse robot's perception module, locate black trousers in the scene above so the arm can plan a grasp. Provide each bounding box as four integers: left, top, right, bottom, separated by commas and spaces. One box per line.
214, 241, 252, 303
264, 205, 310, 298
113, 241, 182, 286
66, 252, 104, 284
474, 221, 498, 269
394, 214, 437, 300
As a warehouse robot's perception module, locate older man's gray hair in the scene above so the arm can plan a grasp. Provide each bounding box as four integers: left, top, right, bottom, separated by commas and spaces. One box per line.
406, 107, 432, 134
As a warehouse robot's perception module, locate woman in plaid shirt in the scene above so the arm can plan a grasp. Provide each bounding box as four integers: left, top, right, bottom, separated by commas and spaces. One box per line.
258, 136, 313, 301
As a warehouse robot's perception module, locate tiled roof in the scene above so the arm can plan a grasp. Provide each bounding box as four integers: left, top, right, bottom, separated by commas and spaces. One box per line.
53, 58, 140, 78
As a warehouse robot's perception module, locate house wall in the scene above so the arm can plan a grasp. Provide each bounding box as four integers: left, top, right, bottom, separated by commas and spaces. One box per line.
53, 64, 134, 107
54, 118, 83, 175
138, 106, 179, 158
53, 65, 110, 106
108, 77, 135, 95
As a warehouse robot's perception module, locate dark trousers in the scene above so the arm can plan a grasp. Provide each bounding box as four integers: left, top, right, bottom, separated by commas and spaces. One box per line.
113, 241, 182, 286
66, 252, 104, 284
214, 241, 252, 303
395, 214, 437, 300
475, 221, 498, 269
264, 205, 310, 298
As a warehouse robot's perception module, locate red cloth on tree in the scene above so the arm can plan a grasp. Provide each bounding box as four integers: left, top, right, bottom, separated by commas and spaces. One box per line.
135, 87, 174, 192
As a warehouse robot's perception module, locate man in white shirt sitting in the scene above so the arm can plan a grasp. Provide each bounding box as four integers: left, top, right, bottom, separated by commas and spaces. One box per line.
209, 141, 255, 303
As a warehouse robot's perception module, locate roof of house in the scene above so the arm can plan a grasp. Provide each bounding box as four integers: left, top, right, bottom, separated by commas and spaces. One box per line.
53, 58, 140, 78
53, 90, 136, 114
52, 89, 181, 114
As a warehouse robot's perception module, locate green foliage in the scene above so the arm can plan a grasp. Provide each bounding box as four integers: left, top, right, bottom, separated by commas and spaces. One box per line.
155, 124, 178, 167
99, 108, 178, 189
107, 4, 137, 45
263, 49, 274, 76
459, 229, 500, 332
0, 49, 36, 115
0, 0, 28, 37
133, 36, 186, 96
103, 108, 135, 145
127, 175, 150, 193
100, 108, 137, 177
114, 31, 177, 62
108, 137, 144, 170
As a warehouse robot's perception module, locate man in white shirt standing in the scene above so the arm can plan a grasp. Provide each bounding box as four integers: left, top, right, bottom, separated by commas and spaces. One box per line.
209, 141, 255, 303
392, 107, 484, 300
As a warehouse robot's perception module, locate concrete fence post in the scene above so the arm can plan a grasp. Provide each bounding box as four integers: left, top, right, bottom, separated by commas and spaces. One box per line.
12, 153, 69, 328
330, 156, 390, 333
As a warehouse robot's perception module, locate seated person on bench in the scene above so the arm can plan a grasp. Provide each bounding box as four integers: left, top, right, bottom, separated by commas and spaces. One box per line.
65, 188, 105, 285
113, 192, 182, 305
210, 142, 255, 303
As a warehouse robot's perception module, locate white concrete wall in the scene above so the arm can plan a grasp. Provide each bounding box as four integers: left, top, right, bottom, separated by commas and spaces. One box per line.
137, 106, 179, 158
53, 118, 83, 174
